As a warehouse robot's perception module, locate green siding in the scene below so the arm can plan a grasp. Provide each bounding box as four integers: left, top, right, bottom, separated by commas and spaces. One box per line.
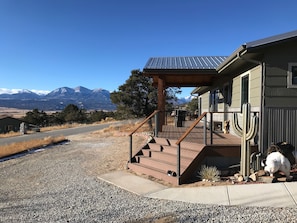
263, 41, 297, 108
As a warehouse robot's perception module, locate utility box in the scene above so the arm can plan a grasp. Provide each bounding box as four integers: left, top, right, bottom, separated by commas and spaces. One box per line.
174, 110, 187, 127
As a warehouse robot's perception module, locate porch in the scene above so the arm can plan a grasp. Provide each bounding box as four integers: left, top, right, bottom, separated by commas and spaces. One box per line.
127, 111, 259, 185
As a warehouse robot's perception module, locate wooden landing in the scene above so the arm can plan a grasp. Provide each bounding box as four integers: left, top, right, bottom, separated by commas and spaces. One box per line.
158, 122, 242, 145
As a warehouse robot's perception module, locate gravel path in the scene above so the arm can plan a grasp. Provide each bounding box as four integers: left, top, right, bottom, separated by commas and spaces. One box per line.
1, 131, 297, 222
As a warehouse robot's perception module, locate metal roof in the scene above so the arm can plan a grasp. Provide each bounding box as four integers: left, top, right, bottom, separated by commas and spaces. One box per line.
246, 30, 297, 49
144, 56, 228, 70
217, 30, 297, 73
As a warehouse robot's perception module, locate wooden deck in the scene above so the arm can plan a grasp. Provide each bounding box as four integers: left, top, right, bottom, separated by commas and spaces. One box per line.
129, 120, 259, 185
158, 121, 241, 145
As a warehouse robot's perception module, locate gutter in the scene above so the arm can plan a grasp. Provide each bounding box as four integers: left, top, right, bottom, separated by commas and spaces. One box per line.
216, 45, 247, 73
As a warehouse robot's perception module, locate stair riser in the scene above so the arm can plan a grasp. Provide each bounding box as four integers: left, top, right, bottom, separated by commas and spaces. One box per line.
128, 163, 178, 185
138, 157, 187, 173
150, 151, 193, 166
148, 143, 162, 151
142, 150, 151, 157
162, 145, 200, 159
153, 137, 169, 145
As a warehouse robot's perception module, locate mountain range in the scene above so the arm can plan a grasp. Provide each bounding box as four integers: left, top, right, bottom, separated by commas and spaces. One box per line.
0, 86, 116, 111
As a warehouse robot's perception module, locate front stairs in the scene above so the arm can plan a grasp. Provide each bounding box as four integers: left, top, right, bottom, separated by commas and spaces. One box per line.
127, 136, 258, 185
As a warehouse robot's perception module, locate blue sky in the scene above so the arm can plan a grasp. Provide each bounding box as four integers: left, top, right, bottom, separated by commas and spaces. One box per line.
1, 0, 297, 97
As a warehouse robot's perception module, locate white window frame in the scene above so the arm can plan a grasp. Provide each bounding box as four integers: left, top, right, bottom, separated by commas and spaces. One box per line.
287, 63, 297, 88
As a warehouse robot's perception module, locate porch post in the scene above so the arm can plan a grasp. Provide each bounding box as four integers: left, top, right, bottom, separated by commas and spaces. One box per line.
157, 76, 165, 132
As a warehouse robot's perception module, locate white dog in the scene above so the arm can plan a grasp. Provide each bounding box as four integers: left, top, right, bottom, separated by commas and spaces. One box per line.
264, 151, 293, 181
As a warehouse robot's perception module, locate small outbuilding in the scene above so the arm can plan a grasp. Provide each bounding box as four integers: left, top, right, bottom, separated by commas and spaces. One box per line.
0, 116, 24, 134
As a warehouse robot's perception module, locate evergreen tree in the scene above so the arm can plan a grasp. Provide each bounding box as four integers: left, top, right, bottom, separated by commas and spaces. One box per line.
110, 70, 158, 119
23, 109, 48, 126
111, 69, 182, 119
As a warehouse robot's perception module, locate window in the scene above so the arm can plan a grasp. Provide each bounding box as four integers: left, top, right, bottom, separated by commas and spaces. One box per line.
241, 75, 249, 107
221, 82, 232, 106
287, 63, 297, 88
209, 89, 219, 112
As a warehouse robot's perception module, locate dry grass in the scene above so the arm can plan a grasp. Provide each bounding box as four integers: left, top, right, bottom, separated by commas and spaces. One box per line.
0, 131, 20, 138
93, 121, 154, 137
0, 136, 67, 158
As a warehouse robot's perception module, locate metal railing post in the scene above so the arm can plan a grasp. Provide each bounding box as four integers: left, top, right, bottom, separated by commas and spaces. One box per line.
129, 135, 132, 163
154, 112, 159, 137
204, 113, 207, 145
177, 143, 181, 180
210, 112, 213, 145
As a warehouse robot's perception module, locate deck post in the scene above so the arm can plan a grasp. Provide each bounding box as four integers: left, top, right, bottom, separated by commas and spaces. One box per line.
177, 143, 181, 180
204, 113, 207, 145
129, 135, 132, 163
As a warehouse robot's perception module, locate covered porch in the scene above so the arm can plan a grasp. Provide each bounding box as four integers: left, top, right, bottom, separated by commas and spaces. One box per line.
142, 56, 227, 131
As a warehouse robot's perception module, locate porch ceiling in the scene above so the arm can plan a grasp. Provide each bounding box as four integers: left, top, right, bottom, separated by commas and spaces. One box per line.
144, 70, 218, 87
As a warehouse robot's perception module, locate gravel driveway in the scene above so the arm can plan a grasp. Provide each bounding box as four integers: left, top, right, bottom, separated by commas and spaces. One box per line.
1, 129, 297, 222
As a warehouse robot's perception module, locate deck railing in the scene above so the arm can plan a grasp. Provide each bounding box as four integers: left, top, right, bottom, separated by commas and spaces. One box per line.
175, 112, 207, 179
128, 110, 159, 163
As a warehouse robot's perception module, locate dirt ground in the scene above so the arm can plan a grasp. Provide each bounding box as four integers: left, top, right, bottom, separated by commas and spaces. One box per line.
65, 123, 271, 188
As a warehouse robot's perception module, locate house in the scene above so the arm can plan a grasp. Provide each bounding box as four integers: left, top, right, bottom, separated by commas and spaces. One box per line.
128, 30, 297, 185
0, 116, 24, 134
193, 29, 297, 153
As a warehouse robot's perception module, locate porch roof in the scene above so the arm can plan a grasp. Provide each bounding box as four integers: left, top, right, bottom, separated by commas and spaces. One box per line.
142, 56, 227, 87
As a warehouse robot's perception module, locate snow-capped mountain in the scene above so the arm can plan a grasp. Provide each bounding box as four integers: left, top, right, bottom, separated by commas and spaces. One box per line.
0, 86, 116, 111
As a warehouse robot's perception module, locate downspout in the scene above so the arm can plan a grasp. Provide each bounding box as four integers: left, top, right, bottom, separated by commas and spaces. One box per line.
260, 62, 265, 154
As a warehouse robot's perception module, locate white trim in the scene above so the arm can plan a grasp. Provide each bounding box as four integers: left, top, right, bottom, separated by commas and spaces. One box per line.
287, 63, 297, 88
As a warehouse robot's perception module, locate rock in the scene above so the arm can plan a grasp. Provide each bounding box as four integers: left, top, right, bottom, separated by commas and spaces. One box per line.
249, 172, 258, 182
234, 173, 244, 182
257, 169, 266, 176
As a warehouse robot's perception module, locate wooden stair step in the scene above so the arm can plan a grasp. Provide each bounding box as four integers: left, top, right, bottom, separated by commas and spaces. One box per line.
153, 137, 169, 146
148, 143, 162, 151
167, 139, 205, 150
127, 162, 178, 185
136, 155, 187, 173
141, 149, 151, 157
162, 145, 201, 159
149, 151, 193, 166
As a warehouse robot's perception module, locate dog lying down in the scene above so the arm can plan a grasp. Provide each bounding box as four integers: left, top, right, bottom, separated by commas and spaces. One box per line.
264, 151, 293, 181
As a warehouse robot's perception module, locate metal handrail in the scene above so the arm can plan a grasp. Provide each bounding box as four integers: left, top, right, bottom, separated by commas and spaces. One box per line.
175, 112, 207, 145
174, 112, 207, 182
128, 110, 159, 136
128, 110, 159, 163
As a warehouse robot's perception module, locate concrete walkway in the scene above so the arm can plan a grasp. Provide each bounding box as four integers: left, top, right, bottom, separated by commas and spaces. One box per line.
98, 171, 297, 208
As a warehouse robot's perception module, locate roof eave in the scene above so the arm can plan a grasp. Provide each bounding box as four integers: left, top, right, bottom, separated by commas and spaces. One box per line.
216, 45, 247, 73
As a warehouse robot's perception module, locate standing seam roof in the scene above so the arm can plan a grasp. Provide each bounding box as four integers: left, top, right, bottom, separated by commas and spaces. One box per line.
144, 56, 228, 70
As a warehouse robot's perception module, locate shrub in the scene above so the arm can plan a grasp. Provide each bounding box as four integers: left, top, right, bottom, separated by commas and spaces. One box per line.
199, 165, 221, 182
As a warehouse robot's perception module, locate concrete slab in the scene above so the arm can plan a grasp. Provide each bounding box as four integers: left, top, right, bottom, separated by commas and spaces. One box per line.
98, 171, 297, 208
284, 182, 297, 206
98, 171, 168, 195
227, 183, 297, 207
147, 186, 230, 205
